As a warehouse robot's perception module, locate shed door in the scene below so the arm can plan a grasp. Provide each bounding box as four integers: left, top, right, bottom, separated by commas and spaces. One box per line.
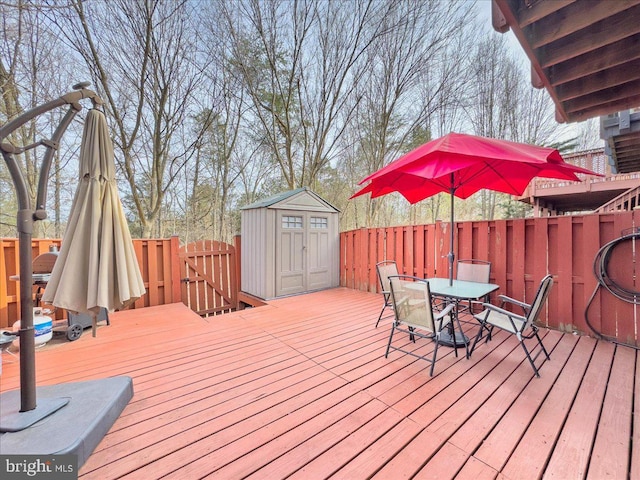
276, 211, 332, 297
306, 214, 332, 291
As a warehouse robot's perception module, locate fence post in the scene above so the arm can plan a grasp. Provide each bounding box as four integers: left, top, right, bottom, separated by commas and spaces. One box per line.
234, 234, 242, 296
170, 235, 182, 303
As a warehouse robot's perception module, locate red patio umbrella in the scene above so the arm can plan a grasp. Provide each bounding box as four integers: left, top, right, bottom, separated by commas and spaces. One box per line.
351, 132, 600, 284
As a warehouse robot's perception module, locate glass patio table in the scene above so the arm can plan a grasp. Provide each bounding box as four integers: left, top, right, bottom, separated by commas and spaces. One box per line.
426, 277, 500, 349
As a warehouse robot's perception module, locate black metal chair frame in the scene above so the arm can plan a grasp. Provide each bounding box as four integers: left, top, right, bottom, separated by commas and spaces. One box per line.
375, 260, 398, 328
456, 259, 492, 315
471, 274, 553, 377
385, 275, 456, 376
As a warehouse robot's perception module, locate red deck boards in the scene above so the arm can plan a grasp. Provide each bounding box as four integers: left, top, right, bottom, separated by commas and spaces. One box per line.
0, 288, 637, 479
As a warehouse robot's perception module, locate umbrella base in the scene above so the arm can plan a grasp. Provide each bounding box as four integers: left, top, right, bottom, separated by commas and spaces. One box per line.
0, 397, 69, 432
0, 376, 133, 468
438, 331, 469, 348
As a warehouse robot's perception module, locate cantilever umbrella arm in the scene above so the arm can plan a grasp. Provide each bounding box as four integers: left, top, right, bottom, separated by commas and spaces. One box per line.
0, 83, 103, 421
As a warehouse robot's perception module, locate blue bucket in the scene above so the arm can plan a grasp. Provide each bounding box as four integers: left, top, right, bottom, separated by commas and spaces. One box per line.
33, 309, 53, 345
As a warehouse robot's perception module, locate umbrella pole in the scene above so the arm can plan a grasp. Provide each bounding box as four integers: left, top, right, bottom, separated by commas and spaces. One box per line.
448, 184, 455, 286
0, 164, 71, 432
0, 85, 135, 471
16, 216, 36, 411
0, 84, 102, 431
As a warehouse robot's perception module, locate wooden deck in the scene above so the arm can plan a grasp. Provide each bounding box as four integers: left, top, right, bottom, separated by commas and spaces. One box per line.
0, 288, 637, 479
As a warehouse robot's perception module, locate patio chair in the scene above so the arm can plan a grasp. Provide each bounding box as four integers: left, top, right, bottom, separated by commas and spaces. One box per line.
470, 274, 553, 377
375, 260, 399, 327
456, 259, 491, 314
386, 275, 456, 376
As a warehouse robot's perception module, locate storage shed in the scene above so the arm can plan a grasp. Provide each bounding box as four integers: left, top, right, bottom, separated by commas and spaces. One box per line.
241, 187, 340, 300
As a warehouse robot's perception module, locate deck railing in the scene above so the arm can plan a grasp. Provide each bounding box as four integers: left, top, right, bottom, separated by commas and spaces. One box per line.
523, 148, 640, 193
340, 211, 640, 347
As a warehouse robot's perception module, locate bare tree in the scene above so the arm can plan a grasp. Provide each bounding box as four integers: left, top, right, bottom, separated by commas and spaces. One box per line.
340, 0, 473, 228
463, 34, 567, 220
217, 0, 402, 193
0, 1, 77, 237
188, 102, 243, 242
2, 0, 593, 240
51, 0, 211, 237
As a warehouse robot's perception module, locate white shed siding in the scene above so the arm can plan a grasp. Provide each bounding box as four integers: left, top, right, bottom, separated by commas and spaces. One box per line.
264, 208, 277, 298
330, 213, 339, 287
241, 208, 269, 299
241, 188, 339, 300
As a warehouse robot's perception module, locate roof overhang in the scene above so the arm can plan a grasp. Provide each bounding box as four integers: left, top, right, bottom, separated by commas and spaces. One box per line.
492, 0, 640, 124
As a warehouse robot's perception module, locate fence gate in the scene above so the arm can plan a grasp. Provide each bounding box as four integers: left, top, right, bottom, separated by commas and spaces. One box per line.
179, 240, 238, 316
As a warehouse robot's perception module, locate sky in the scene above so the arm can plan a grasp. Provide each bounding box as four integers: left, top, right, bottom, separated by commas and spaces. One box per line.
477, 1, 524, 53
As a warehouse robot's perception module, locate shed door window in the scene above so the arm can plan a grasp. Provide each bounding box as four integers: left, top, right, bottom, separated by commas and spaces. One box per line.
282, 215, 303, 229
310, 217, 328, 229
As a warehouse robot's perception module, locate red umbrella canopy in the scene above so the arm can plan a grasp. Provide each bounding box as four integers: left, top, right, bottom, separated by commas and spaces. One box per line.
352, 132, 600, 204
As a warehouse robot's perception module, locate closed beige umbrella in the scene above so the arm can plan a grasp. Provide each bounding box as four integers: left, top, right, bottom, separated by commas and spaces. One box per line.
43, 109, 145, 321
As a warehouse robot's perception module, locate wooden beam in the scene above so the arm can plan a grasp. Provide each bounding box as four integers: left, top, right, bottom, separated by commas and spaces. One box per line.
493, 0, 570, 122
537, 8, 640, 68
565, 90, 640, 123
555, 59, 640, 101
564, 79, 640, 112
548, 33, 640, 85
526, 0, 640, 49
491, 0, 509, 33
516, 0, 575, 28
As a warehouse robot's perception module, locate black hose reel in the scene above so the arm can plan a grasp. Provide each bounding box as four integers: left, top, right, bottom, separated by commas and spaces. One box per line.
585, 227, 640, 347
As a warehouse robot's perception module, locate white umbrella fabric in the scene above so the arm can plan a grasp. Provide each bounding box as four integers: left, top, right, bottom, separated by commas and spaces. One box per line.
42, 109, 145, 321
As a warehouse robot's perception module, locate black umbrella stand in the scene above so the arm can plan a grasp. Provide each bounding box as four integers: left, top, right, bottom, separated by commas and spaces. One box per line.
0, 84, 133, 467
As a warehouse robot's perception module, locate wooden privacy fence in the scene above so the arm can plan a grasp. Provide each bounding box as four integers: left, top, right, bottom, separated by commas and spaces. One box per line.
4, 213, 638, 346
0, 236, 246, 328
0, 237, 182, 329
178, 239, 238, 317
341, 211, 640, 347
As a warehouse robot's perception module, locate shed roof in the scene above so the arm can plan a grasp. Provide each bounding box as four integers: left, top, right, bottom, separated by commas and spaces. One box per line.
241, 187, 340, 212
